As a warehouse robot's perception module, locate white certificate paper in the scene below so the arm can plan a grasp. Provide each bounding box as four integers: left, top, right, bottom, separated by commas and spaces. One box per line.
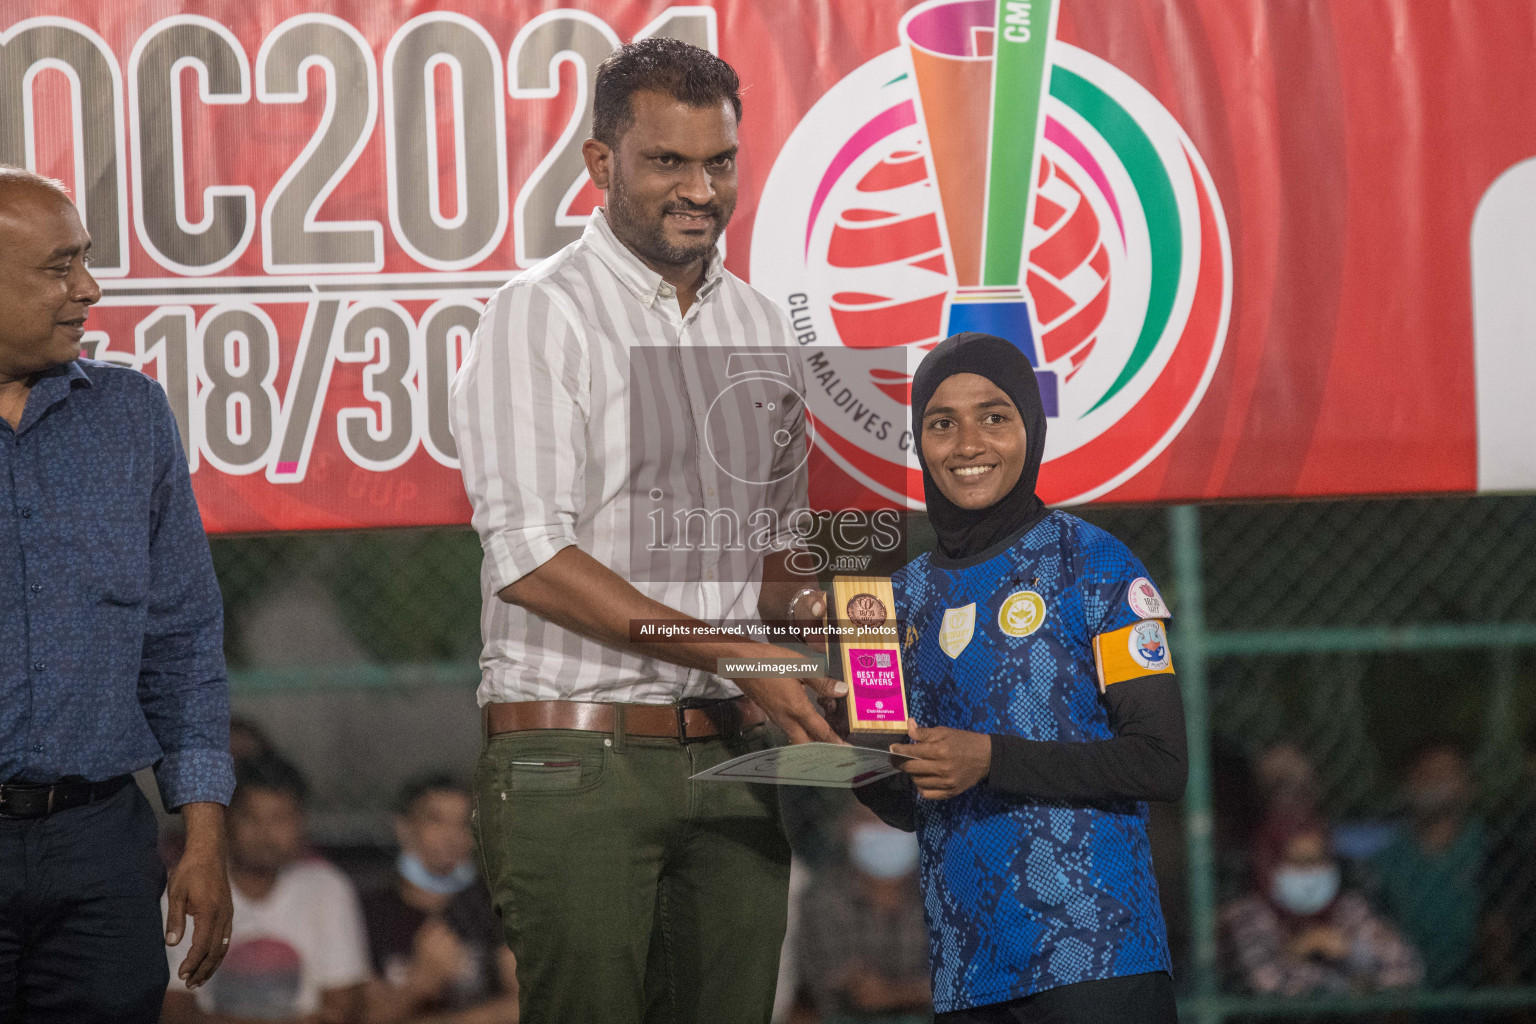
691, 743, 913, 788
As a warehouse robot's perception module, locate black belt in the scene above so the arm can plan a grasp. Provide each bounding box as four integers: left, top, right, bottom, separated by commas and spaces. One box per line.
0, 775, 133, 819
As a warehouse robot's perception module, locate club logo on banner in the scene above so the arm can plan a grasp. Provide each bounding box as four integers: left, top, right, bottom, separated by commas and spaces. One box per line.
752, 0, 1233, 508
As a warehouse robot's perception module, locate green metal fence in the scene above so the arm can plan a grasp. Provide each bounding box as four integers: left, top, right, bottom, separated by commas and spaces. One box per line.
1160, 502, 1536, 1023
213, 493, 1536, 1021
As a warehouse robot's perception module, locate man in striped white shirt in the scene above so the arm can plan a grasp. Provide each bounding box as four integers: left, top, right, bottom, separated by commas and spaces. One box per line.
449, 38, 844, 1024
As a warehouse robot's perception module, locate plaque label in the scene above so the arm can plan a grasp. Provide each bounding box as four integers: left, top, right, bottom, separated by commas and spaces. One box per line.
847, 648, 906, 724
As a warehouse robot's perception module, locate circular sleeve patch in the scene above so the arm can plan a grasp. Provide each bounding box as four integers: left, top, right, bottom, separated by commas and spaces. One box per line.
1127, 577, 1170, 619
1128, 620, 1171, 671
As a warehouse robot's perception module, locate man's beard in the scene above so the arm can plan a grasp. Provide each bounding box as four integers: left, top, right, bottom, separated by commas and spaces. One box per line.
606, 171, 731, 267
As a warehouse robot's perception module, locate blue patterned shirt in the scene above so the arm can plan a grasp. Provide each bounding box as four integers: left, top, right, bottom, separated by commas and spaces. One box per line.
1, 360, 234, 808
892, 512, 1172, 1012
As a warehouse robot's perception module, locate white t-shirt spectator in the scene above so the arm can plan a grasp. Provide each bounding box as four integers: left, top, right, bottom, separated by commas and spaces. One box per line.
166, 857, 371, 1018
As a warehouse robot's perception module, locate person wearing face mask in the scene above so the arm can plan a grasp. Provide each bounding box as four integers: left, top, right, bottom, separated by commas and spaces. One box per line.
856, 333, 1188, 1023
1221, 815, 1422, 996
797, 805, 931, 1024
1371, 739, 1488, 989
361, 775, 518, 1024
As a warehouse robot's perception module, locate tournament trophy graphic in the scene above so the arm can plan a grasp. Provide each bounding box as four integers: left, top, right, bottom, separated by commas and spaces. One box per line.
901, 0, 1060, 415
751, 0, 1233, 508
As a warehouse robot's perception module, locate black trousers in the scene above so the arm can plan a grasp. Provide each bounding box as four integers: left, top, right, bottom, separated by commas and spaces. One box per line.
0, 780, 169, 1023
937, 971, 1179, 1024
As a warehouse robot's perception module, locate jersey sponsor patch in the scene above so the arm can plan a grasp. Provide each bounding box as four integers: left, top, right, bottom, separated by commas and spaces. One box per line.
1092, 619, 1176, 691
938, 603, 976, 658
1127, 577, 1170, 619
998, 590, 1047, 637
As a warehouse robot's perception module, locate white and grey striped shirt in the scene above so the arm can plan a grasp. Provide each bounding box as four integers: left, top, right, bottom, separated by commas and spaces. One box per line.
449, 210, 809, 706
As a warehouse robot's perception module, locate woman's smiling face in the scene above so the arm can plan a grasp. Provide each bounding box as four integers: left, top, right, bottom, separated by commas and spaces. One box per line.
920, 372, 1029, 510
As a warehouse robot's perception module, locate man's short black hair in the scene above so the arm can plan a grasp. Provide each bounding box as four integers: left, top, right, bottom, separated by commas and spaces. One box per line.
232, 752, 310, 809
393, 771, 469, 818
591, 38, 742, 148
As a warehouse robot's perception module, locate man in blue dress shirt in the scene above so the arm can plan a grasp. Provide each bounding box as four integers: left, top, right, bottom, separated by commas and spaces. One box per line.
0, 167, 236, 1022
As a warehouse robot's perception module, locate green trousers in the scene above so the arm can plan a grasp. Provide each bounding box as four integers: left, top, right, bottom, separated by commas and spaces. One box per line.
473, 721, 791, 1024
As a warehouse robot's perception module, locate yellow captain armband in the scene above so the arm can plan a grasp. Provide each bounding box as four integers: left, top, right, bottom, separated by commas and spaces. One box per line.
1092, 620, 1175, 693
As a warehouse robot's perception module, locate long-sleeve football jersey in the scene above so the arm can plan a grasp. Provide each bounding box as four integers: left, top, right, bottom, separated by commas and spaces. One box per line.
891, 511, 1176, 1012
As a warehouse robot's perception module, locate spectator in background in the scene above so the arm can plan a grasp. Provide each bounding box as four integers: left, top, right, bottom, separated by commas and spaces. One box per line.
1255, 741, 1323, 824
1371, 739, 1486, 988
1211, 739, 1263, 908
1221, 814, 1422, 996
1513, 725, 1536, 983
362, 774, 517, 1024
229, 717, 276, 765
797, 805, 931, 1024
1485, 723, 1536, 987
164, 754, 370, 1023
159, 716, 277, 869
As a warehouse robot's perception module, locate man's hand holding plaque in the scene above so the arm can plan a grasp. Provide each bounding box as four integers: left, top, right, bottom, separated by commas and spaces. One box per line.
782, 586, 844, 724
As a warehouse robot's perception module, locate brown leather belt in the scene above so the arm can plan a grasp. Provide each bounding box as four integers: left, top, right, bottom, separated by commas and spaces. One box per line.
484, 697, 766, 742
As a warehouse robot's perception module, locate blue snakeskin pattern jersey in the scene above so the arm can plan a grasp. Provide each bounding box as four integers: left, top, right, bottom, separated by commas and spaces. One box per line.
891, 511, 1172, 1012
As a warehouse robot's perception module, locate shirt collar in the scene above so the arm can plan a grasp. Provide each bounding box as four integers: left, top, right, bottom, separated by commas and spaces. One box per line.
583, 208, 725, 310
13, 359, 91, 434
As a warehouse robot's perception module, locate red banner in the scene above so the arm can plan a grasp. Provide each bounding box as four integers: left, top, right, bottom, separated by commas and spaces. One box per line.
5, 1, 1535, 530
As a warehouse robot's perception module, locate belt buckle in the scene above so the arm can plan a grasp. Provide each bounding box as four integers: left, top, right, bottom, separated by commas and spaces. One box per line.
677, 699, 728, 743
678, 699, 741, 743
0, 785, 47, 819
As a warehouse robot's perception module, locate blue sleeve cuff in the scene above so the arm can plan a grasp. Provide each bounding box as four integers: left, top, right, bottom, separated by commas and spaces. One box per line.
154, 747, 237, 809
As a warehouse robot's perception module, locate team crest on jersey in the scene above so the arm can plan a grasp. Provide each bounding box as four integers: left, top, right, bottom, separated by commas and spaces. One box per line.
1128, 620, 1171, 671
1127, 578, 1170, 619
998, 591, 1047, 637
938, 603, 976, 658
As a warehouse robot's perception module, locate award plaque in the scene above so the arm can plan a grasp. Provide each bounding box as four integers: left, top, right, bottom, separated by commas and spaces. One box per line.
829, 576, 909, 735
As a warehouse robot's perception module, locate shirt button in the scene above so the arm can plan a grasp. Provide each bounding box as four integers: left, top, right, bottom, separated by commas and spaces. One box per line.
33, 744, 42, 753
32, 661, 45, 672
19, 508, 32, 519
29, 583, 41, 593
